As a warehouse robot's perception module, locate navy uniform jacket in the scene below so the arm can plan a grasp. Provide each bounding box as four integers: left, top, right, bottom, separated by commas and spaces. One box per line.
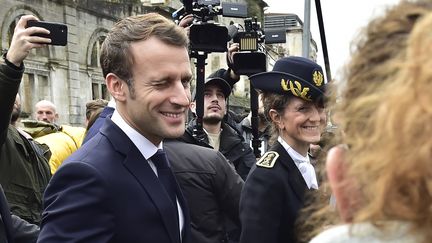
38, 118, 190, 243
239, 141, 312, 243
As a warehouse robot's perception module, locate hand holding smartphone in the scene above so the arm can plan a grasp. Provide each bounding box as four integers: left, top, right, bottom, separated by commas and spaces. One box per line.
26, 20, 68, 46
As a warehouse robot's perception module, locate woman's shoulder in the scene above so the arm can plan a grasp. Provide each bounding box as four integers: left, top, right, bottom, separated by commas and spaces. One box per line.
309, 221, 421, 243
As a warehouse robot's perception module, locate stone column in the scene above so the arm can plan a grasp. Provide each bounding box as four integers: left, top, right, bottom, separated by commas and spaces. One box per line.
63, 3, 82, 126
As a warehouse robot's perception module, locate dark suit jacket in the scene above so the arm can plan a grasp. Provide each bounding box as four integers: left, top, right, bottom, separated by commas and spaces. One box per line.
38, 118, 190, 243
239, 141, 311, 243
82, 106, 115, 144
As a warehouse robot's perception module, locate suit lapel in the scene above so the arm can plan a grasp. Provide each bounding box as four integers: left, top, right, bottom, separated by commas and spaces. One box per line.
100, 118, 180, 243
273, 142, 309, 202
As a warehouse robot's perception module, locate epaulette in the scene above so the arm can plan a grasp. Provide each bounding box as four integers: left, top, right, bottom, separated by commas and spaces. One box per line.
256, 151, 279, 168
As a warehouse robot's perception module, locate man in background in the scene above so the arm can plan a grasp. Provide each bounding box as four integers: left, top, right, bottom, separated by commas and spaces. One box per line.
22, 100, 86, 174
34, 100, 58, 124
180, 73, 256, 181
0, 14, 51, 226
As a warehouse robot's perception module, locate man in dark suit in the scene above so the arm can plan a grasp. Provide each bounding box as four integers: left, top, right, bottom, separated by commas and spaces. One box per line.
38, 13, 193, 242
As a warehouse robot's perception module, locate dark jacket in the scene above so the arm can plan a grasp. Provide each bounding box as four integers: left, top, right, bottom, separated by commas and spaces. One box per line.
75, 105, 244, 243
165, 140, 244, 243
82, 106, 115, 144
0, 60, 51, 225
0, 185, 39, 243
239, 141, 314, 243
39, 118, 190, 243
180, 119, 256, 180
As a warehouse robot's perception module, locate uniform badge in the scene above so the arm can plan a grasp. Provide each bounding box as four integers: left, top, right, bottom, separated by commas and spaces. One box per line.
256, 151, 279, 168
312, 70, 324, 86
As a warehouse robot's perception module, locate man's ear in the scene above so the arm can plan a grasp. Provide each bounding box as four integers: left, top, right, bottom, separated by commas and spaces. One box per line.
268, 109, 283, 129
190, 101, 196, 114
106, 73, 126, 102
326, 145, 352, 222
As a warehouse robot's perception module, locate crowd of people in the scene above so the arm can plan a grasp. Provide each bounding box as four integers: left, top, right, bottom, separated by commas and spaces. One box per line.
1, 0, 432, 242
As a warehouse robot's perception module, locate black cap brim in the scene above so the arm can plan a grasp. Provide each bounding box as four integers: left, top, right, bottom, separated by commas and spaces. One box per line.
205, 77, 232, 98
250, 71, 325, 102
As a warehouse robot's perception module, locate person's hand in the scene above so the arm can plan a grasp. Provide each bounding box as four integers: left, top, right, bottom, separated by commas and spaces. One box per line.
178, 14, 194, 37
227, 42, 239, 65
6, 15, 51, 67
227, 42, 240, 80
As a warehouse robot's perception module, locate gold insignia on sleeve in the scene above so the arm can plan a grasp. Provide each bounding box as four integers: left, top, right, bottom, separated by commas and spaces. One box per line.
312, 71, 324, 86
256, 151, 279, 168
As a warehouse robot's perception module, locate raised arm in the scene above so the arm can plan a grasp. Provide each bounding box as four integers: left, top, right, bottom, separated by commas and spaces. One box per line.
0, 15, 50, 145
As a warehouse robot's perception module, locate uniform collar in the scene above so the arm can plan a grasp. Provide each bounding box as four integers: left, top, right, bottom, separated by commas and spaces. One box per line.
277, 136, 318, 189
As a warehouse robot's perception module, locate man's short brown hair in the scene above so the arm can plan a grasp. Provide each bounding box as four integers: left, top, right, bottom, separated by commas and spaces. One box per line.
100, 13, 189, 90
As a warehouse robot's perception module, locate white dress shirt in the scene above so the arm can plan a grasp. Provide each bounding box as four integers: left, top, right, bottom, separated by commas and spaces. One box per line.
277, 136, 318, 189
111, 110, 184, 237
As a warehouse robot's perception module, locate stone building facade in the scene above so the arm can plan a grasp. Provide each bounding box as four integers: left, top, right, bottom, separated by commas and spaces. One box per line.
1, 0, 316, 125
0, 0, 258, 125
1, 0, 163, 126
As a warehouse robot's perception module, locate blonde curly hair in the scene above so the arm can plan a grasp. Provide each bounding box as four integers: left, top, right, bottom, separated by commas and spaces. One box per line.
348, 8, 432, 241
300, 1, 432, 242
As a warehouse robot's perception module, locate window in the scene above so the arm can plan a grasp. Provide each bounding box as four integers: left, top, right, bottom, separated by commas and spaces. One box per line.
90, 36, 105, 67
92, 82, 109, 100
88, 32, 108, 101
21, 73, 51, 116
21, 73, 35, 117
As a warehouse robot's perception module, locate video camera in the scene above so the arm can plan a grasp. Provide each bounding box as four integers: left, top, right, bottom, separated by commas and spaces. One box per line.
230, 17, 286, 75
233, 17, 264, 51
173, 0, 247, 53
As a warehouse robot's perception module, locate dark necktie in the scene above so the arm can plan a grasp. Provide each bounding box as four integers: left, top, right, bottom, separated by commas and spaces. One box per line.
0, 185, 13, 242
151, 150, 179, 211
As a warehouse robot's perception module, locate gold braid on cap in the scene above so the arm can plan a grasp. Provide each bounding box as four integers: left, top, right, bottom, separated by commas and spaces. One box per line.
281, 79, 312, 101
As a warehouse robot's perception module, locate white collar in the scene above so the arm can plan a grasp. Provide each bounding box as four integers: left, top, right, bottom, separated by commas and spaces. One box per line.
111, 110, 162, 160
277, 136, 318, 189
107, 99, 116, 108
277, 136, 310, 163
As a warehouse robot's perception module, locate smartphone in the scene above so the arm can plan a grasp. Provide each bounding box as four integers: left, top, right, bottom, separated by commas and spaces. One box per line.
26, 20, 68, 46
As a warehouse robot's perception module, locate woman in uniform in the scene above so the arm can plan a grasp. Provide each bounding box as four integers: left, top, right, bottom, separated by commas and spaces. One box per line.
239, 56, 326, 243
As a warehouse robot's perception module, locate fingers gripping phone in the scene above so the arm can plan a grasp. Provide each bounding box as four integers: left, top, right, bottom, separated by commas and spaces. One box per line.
26, 20, 68, 46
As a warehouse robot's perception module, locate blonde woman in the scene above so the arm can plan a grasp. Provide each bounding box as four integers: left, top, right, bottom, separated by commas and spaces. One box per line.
309, 1, 432, 242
